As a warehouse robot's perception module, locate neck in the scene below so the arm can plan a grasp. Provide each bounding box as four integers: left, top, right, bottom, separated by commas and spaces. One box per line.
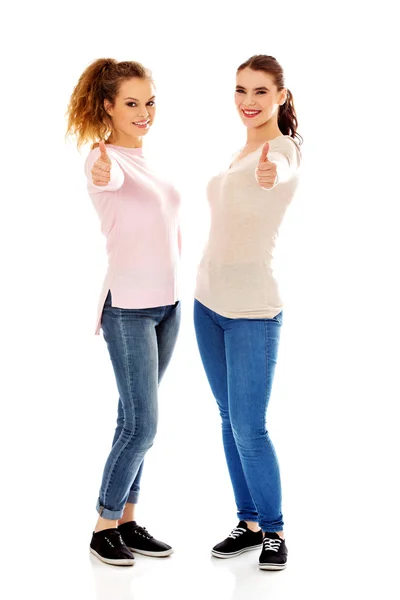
246, 118, 282, 146
107, 131, 143, 149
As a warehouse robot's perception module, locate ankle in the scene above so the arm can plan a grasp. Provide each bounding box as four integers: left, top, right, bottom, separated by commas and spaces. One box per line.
94, 517, 118, 533
245, 521, 261, 533
264, 530, 285, 540
118, 503, 136, 526
118, 518, 134, 527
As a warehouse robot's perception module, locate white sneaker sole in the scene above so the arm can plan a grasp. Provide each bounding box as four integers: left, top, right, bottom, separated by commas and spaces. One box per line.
128, 546, 174, 558
259, 562, 287, 571
212, 543, 263, 559
90, 548, 135, 566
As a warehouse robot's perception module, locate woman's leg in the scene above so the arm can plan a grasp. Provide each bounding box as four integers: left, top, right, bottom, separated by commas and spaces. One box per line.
118, 301, 182, 525
194, 300, 258, 524
95, 301, 164, 529
223, 312, 284, 534
157, 301, 181, 381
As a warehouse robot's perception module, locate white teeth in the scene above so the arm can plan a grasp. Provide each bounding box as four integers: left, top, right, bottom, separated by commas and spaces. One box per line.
243, 110, 260, 115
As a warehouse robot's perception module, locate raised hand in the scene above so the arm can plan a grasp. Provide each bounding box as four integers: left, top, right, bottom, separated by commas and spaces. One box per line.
256, 142, 277, 190
91, 141, 111, 186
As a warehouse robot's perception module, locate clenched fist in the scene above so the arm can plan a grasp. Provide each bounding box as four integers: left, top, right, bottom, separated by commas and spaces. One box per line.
256, 142, 277, 190
91, 141, 111, 186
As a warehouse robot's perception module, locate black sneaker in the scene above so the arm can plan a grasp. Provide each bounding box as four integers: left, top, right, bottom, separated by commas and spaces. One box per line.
259, 532, 288, 570
90, 528, 135, 566
211, 521, 263, 558
118, 521, 174, 557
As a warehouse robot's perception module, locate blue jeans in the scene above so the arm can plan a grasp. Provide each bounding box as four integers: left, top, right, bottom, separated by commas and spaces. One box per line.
96, 291, 181, 520
194, 299, 284, 532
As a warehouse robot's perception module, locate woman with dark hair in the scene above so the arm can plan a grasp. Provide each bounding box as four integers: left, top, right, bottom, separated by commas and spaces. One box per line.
194, 55, 302, 571
67, 59, 181, 566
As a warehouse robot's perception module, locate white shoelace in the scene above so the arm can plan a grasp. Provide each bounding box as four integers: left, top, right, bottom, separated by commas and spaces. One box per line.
263, 537, 282, 552
104, 532, 124, 548
134, 525, 152, 539
228, 526, 247, 539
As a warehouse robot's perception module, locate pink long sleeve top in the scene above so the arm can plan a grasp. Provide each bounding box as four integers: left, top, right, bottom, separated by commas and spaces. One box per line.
84, 144, 181, 335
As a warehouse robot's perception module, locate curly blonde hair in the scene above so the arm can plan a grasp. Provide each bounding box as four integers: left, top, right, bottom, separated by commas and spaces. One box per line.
66, 58, 152, 148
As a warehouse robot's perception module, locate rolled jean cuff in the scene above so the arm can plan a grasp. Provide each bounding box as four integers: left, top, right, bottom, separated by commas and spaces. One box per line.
237, 510, 259, 522
127, 490, 139, 504
96, 499, 124, 521
259, 517, 284, 532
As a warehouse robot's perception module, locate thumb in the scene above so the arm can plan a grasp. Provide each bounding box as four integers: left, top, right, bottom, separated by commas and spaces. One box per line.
260, 142, 270, 162
99, 141, 111, 163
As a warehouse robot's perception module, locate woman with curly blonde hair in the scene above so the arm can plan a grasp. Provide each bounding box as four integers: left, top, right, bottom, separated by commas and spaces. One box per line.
67, 58, 181, 566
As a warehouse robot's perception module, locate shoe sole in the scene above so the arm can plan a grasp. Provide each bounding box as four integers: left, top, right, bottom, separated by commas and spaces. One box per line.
90, 548, 135, 566
212, 543, 263, 559
259, 562, 287, 571
128, 546, 174, 558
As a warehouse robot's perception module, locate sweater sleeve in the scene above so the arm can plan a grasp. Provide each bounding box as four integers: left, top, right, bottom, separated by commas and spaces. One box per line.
265, 137, 301, 188
84, 148, 125, 194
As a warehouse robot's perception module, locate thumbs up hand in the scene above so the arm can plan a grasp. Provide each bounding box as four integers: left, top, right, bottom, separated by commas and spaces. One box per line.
256, 142, 278, 189
91, 141, 112, 186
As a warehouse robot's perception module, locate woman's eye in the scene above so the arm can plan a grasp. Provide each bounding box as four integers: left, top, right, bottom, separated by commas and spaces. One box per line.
147, 101, 155, 107
235, 89, 245, 94
126, 102, 137, 107
256, 91, 267, 95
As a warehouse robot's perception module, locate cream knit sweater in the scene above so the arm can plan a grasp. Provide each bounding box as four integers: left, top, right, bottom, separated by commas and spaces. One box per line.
195, 135, 301, 318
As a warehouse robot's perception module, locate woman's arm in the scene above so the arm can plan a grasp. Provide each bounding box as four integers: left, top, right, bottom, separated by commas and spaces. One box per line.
256, 137, 301, 189
85, 144, 125, 193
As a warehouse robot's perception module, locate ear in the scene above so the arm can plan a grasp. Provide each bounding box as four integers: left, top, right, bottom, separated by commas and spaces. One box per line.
103, 99, 113, 117
279, 89, 287, 106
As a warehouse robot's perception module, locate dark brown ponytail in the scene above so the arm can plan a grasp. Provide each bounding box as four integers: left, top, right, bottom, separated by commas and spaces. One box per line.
237, 55, 303, 145
278, 88, 300, 141
66, 58, 151, 148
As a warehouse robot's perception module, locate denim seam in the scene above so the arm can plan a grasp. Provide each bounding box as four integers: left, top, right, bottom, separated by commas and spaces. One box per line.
262, 320, 284, 532
101, 311, 136, 510
263, 321, 270, 428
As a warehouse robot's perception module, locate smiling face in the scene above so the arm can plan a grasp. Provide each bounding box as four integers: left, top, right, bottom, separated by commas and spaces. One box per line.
104, 77, 156, 143
235, 67, 286, 129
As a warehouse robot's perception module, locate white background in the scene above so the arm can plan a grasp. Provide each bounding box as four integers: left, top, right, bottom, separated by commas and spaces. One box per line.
1, 1, 399, 599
